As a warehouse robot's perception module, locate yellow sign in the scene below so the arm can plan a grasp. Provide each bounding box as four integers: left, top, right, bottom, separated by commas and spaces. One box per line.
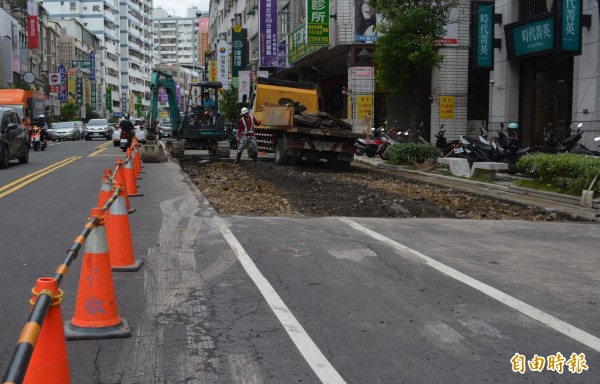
440, 95, 455, 119
208, 61, 218, 81
233, 24, 242, 33
356, 95, 373, 120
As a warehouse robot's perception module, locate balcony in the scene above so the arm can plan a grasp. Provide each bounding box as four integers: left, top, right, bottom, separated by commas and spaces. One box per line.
245, 0, 258, 16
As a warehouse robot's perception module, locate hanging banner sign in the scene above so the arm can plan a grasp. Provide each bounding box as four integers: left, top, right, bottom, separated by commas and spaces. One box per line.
27, 16, 38, 49
91, 81, 97, 112
208, 61, 218, 81
471, 1, 494, 69
259, 0, 278, 67
557, 0, 582, 53
89, 52, 96, 80
231, 26, 247, 78
307, 0, 330, 45
58, 65, 67, 102
84, 79, 91, 107
217, 40, 229, 88
67, 73, 75, 103
76, 71, 84, 106
238, 71, 251, 103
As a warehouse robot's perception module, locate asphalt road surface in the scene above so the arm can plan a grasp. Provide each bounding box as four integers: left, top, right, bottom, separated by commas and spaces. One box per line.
1, 139, 599, 383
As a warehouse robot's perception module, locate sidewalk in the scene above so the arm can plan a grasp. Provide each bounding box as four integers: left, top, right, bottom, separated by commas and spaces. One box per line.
355, 156, 600, 222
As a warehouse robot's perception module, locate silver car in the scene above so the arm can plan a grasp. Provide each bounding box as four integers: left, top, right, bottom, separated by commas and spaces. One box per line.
51, 122, 79, 141
85, 118, 112, 140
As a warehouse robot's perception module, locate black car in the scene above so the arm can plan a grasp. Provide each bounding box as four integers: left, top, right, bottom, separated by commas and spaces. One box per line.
0, 107, 29, 169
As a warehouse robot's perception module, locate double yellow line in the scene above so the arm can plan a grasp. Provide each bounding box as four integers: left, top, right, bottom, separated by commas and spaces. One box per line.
0, 156, 82, 199
89, 141, 116, 157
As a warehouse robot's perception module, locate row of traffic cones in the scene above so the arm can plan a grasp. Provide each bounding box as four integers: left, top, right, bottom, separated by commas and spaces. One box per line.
22, 139, 146, 383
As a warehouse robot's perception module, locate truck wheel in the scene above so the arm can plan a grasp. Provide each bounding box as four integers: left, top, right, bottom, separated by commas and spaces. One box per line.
274, 139, 289, 165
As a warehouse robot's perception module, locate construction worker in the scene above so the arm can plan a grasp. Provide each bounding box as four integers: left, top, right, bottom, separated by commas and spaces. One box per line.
235, 107, 261, 164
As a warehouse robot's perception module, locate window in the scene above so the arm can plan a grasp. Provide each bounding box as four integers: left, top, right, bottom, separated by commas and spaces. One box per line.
70, 2, 76, 10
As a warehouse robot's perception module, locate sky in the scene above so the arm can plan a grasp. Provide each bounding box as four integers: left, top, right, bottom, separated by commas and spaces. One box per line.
153, 0, 211, 18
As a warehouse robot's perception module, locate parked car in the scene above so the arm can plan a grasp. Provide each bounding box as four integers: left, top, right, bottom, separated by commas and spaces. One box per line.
51, 121, 79, 141
158, 121, 172, 139
85, 118, 112, 140
0, 107, 29, 168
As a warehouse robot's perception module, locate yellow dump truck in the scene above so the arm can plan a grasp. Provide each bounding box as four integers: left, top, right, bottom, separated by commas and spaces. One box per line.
251, 77, 363, 170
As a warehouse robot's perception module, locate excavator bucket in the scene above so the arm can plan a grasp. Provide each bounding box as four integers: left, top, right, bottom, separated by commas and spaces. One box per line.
139, 141, 168, 163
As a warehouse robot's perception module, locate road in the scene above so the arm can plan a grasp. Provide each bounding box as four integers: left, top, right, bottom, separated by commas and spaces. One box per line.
1, 139, 599, 383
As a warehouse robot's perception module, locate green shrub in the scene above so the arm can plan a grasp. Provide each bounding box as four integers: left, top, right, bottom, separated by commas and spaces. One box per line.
386, 143, 439, 165
517, 153, 600, 194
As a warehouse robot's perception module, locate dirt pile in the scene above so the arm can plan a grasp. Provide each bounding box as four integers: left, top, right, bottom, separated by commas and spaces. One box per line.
180, 159, 581, 221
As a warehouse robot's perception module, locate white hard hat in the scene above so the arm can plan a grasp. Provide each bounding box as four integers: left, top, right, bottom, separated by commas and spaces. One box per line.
240, 107, 249, 116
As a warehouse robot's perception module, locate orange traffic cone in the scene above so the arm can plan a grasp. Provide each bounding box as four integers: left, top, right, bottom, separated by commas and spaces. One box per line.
123, 152, 143, 197
130, 148, 140, 179
22, 277, 71, 384
105, 184, 143, 271
97, 169, 114, 210
132, 143, 144, 175
64, 208, 131, 340
114, 158, 135, 214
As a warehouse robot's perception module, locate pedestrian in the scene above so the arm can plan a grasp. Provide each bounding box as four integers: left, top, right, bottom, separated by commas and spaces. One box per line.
234, 107, 261, 164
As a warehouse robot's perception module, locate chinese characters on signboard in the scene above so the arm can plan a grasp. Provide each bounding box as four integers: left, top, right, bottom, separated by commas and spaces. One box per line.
559, 0, 581, 51
307, 0, 329, 45
259, 0, 278, 67
440, 96, 455, 119
356, 95, 373, 120
217, 40, 229, 88
472, 2, 493, 69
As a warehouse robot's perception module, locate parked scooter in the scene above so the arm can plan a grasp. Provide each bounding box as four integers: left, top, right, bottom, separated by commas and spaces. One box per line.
30, 126, 47, 151
456, 123, 498, 163
434, 124, 461, 157
363, 126, 387, 157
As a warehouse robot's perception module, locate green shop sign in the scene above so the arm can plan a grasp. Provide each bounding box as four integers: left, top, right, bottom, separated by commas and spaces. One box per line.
558, 0, 581, 52
72, 60, 92, 69
307, 0, 329, 45
505, 16, 554, 59
288, 23, 320, 63
472, 2, 494, 69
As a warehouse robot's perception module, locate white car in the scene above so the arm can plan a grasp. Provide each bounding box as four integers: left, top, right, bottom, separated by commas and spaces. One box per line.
112, 118, 147, 146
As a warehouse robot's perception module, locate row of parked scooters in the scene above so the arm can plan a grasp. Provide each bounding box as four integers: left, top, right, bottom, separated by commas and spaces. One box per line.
354, 122, 428, 160
436, 122, 600, 174
354, 120, 600, 175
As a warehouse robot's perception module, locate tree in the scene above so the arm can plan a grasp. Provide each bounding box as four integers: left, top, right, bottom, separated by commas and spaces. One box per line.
60, 102, 80, 121
369, 0, 457, 139
219, 85, 241, 126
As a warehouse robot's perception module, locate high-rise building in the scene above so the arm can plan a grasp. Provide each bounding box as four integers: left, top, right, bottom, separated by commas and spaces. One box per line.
43, 0, 153, 116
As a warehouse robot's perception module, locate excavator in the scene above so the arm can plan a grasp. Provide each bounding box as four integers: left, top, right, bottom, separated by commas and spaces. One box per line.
141, 69, 230, 162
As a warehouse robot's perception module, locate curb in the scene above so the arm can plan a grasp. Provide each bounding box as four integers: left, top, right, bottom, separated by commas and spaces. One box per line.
354, 157, 600, 221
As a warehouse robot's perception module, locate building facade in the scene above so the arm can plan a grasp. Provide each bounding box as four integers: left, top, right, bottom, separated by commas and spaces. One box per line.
209, 0, 600, 148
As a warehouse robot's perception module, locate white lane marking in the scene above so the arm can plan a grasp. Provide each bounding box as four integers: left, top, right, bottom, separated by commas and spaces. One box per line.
218, 219, 347, 384
339, 217, 600, 353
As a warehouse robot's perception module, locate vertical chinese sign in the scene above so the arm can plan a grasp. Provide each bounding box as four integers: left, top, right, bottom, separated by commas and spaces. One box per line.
440, 96, 455, 119
198, 17, 209, 66
307, 0, 330, 45
259, 0, 278, 67
217, 40, 229, 88
58, 64, 67, 102
27, 0, 38, 49
557, 0, 582, 53
232, 25, 247, 78
472, 2, 493, 69
90, 51, 97, 112
356, 95, 373, 121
